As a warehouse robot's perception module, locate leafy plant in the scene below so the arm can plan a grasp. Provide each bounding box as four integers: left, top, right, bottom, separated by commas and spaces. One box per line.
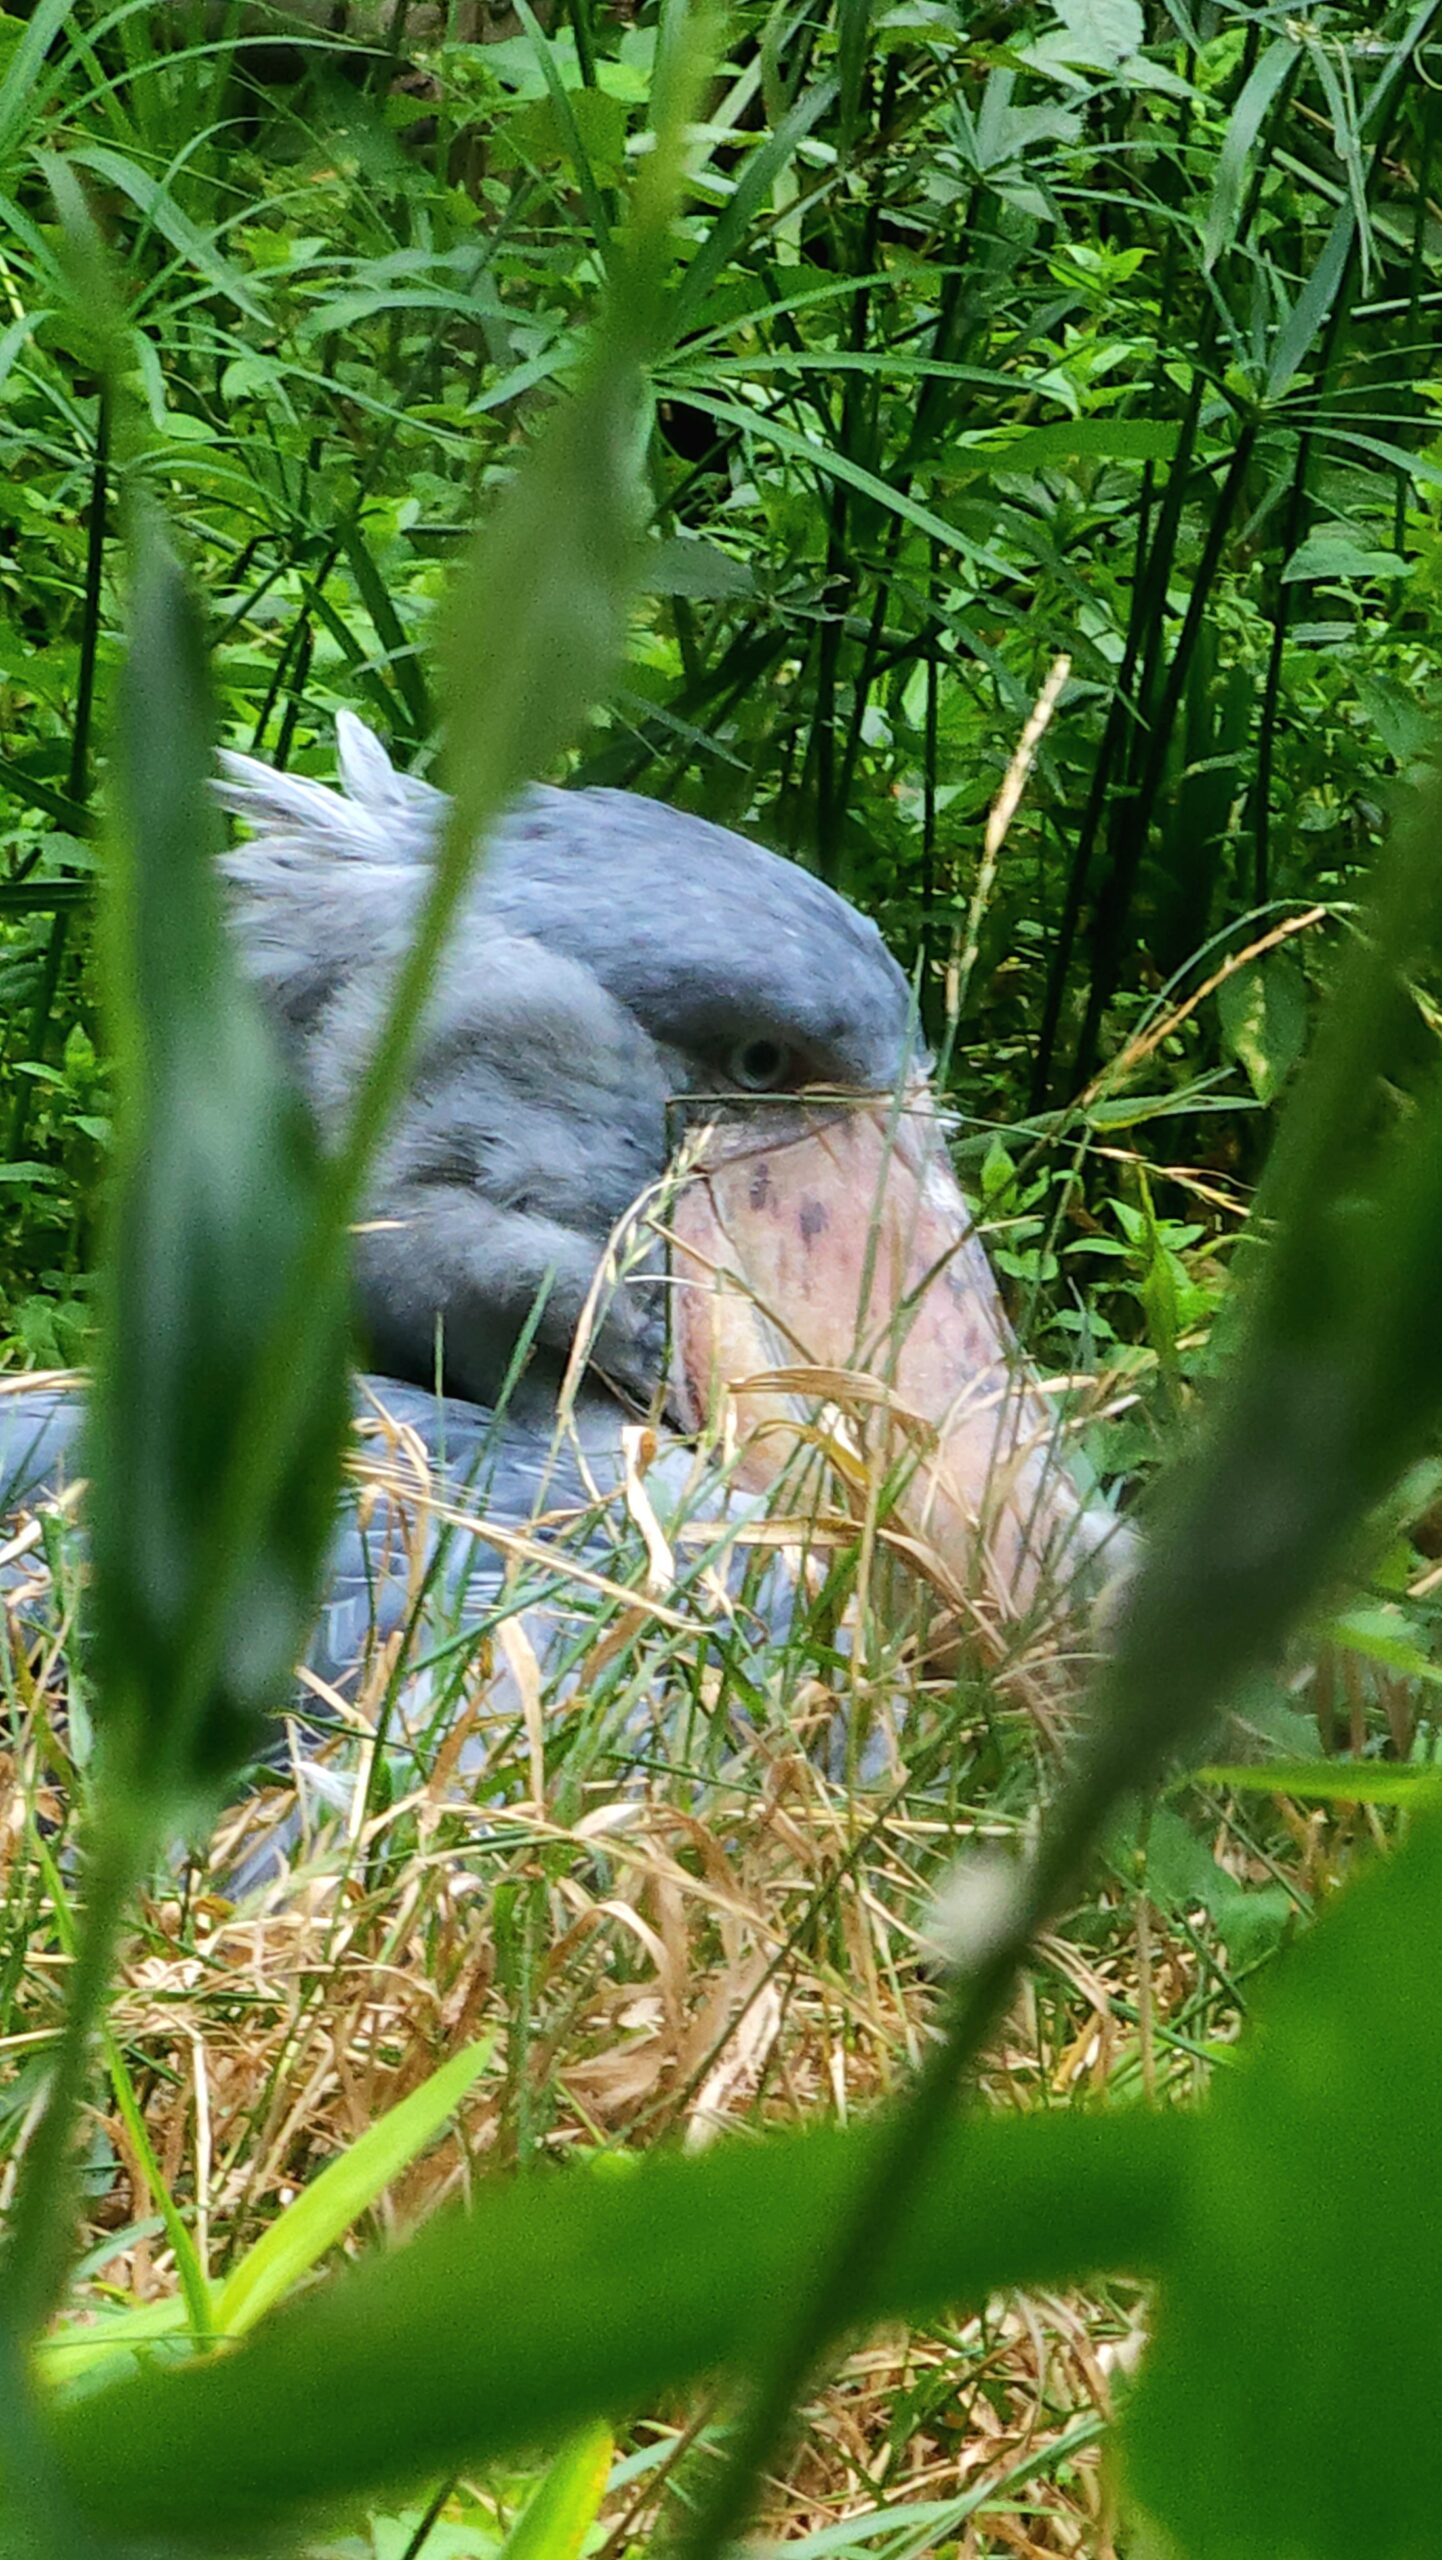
6, 8, 1442, 2559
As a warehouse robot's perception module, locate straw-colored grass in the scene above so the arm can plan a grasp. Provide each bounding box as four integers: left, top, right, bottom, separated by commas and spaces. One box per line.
0, 1371, 1301, 2559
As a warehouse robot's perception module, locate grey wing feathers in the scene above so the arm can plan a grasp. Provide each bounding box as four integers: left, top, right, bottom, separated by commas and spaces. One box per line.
0, 1376, 602, 1704
0, 1376, 768, 1748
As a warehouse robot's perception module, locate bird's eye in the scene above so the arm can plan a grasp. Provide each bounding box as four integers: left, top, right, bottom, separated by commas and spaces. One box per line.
728, 1035, 796, 1094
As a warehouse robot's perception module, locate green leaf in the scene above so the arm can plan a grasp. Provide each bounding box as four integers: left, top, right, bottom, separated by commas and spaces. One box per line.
671, 389, 1012, 579
512, 0, 614, 252
1126, 1807, 1442, 2559
643, 534, 753, 598
499, 2425, 613, 2560
1215, 950, 1307, 1105
65, 145, 267, 323
88, 512, 351, 1815
434, 10, 714, 876
1202, 36, 1298, 272
669, 78, 838, 339
0, 0, 77, 171
1354, 670, 1436, 767
1193, 1762, 1442, 1807
213, 2040, 496, 2341
836, 0, 873, 148
502, 84, 629, 183
34, 2109, 1185, 2544
1282, 526, 1411, 585
1327, 1602, 1442, 1686
38, 2296, 190, 2392
436, 348, 644, 862
952, 417, 1180, 475
1268, 204, 1356, 400
1047, 0, 1143, 67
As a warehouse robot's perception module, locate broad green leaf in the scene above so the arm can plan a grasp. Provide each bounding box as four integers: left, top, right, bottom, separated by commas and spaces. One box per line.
33, 2108, 1185, 2544
213, 2039, 495, 2341
499, 2425, 613, 2560
502, 84, 629, 180
1354, 669, 1436, 766
1126, 1807, 1442, 2559
1048, 0, 1143, 67
644, 534, 753, 599
1282, 527, 1411, 585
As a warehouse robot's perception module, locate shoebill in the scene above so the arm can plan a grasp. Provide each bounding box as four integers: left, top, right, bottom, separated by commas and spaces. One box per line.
0, 715, 1129, 1802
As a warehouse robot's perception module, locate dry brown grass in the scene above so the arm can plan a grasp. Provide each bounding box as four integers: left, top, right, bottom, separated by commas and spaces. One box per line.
0, 1419, 1309, 2559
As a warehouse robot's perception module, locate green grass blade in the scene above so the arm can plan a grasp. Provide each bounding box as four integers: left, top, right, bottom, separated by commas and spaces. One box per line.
33, 2108, 1185, 2544
1192, 1763, 1442, 1807
1202, 35, 1299, 273
212, 2038, 495, 2341
665, 389, 1011, 577
87, 508, 352, 1819
669, 76, 838, 337
498, 2424, 614, 2560
65, 143, 267, 323
514, 0, 613, 261
0, 0, 78, 169
1267, 202, 1356, 398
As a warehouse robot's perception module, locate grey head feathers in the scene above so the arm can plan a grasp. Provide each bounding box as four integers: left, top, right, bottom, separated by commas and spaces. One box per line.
218, 715, 914, 1414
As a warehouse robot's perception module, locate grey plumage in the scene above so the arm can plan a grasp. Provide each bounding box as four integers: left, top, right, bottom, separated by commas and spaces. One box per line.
217, 714, 914, 1412
1, 722, 921, 1802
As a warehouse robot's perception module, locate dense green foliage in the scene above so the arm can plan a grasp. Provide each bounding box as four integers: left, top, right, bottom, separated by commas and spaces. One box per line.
3, 0, 1440, 1398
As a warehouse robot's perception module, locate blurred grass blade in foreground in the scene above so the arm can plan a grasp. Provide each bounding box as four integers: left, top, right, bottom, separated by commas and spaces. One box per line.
87, 512, 351, 1822
2, 16, 721, 2520
30, 2109, 1182, 2543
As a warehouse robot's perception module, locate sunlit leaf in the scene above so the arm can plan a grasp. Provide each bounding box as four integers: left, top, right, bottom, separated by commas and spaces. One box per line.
213, 2040, 495, 2341
1216, 951, 1307, 1106
498, 2424, 614, 2560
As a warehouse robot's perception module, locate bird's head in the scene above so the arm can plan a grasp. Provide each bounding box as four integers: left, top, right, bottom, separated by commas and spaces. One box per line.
219, 714, 1130, 1662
